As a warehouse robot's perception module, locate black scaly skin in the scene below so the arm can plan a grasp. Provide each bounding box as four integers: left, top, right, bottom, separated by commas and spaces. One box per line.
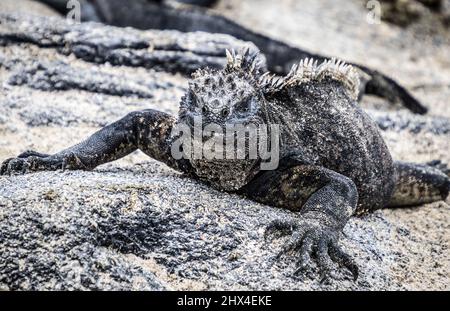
1, 51, 448, 282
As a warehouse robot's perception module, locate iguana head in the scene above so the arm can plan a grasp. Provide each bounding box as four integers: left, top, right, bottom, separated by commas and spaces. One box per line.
174, 49, 278, 190
178, 49, 267, 130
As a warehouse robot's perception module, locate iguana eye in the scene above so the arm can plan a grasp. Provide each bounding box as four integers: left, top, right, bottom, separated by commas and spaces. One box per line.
221, 107, 230, 118
202, 105, 208, 114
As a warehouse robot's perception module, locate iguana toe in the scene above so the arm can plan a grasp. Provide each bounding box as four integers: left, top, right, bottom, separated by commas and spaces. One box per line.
328, 243, 359, 281
264, 218, 298, 241
17, 150, 50, 159
0, 158, 13, 175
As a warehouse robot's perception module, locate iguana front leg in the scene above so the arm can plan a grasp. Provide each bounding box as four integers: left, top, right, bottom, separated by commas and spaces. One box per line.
241, 159, 359, 282
1, 109, 187, 175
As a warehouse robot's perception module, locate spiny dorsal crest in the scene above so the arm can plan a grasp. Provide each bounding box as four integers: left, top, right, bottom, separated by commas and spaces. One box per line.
260, 58, 361, 100
224, 48, 263, 77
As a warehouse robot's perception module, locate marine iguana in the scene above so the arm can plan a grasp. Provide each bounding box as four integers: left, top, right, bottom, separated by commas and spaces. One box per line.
35, 0, 428, 114
1, 50, 448, 282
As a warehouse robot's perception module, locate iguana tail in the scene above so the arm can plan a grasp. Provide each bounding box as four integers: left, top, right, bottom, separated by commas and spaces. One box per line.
388, 161, 450, 207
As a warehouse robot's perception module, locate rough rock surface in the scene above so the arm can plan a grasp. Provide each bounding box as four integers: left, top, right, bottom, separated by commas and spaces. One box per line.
0, 1, 449, 290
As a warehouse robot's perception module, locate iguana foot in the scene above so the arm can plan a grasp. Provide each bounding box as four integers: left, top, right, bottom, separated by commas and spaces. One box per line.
265, 217, 358, 283
1, 157, 37, 175
0, 151, 87, 175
